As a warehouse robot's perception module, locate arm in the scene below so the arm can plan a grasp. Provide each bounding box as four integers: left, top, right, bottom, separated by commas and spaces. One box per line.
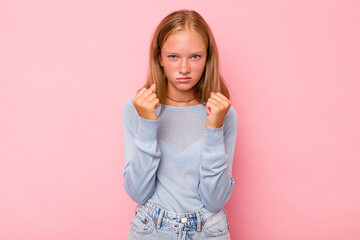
122, 98, 161, 204
198, 106, 237, 212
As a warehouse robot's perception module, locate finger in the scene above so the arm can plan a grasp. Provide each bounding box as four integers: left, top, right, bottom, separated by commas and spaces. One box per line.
138, 88, 154, 101
210, 92, 226, 103
133, 88, 147, 102
150, 83, 156, 93
144, 92, 158, 103
205, 103, 211, 115
215, 92, 231, 104
210, 93, 229, 108
136, 87, 146, 95
150, 97, 160, 109
208, 94, 225, 107
136, 87, 144, 93
206, 98, 219, 112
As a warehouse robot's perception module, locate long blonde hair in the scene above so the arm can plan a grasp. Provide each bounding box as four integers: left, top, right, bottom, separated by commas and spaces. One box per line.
144, 9, 229, 117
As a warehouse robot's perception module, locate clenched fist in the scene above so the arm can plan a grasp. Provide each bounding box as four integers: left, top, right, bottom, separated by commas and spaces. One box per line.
205, 92, 231, 129
132, 83, 159, 121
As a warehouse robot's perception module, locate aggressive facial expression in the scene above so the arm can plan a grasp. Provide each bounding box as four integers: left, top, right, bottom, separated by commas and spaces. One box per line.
158, 29, 207, 98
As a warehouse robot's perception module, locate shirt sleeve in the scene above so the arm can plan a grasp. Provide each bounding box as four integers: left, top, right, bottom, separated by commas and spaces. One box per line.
122, 97, 161, 204
198, 106, 238, 212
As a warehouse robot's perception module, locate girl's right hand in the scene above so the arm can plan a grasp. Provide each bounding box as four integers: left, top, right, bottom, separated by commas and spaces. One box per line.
132, 83, 159, 120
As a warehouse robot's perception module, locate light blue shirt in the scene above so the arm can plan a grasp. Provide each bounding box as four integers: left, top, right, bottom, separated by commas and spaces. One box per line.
122, 97, 237, 213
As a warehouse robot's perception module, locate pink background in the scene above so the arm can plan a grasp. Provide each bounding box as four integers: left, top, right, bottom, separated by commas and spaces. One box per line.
1, 0, 360, 239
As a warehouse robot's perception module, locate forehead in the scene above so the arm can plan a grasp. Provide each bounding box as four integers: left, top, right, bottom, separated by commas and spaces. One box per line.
162, 30, 207, 53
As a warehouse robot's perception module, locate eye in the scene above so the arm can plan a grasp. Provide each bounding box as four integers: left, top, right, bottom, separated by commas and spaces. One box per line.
168, 55, 177, 59
192, 55, 201, 59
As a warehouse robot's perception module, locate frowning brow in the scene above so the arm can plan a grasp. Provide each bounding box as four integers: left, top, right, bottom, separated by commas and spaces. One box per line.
164, 50, 205, 55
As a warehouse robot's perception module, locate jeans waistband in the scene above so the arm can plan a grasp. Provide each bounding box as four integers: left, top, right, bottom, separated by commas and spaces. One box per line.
138, 201, 221, 232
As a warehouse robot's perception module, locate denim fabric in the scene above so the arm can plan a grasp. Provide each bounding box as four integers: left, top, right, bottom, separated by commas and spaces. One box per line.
128, 201, 231, 240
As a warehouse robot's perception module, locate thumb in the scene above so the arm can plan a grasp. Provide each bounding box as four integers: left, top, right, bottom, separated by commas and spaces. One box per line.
150, 83, 156, 93
206, 106, 210, 116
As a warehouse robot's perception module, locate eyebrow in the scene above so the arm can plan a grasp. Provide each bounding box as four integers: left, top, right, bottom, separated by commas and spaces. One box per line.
164, 50, 205, 55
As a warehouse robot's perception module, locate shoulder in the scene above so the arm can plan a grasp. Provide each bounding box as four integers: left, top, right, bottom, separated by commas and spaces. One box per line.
225, 105, 237, 124
122, 96, 139, 129
123, 96, 137, 116
223, 105, 238, 137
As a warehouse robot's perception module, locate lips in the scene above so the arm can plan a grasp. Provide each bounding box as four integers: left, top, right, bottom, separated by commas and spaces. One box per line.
176, 77, 191, 83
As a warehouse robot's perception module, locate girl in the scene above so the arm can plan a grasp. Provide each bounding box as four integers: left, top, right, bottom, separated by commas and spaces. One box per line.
122, 9, 237, 240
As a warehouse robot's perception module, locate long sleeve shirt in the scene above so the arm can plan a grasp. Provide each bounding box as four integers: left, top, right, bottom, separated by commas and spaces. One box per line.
122, 96, 237, 213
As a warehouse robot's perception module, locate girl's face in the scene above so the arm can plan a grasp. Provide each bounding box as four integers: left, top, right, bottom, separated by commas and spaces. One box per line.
158, 29, 207, 97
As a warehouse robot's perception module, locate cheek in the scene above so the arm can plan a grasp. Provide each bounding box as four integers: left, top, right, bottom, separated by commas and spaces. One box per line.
163, 61, 176, 69
162, 64, 177, 79
192, 62, 206, 73
163, 64, 176, 75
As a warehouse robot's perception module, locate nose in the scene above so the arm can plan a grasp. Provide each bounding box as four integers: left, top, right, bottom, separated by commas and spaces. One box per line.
179, 58, 190, 74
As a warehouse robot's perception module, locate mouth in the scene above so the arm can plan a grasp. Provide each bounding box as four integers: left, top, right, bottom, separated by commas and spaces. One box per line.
176, 77, 191, 83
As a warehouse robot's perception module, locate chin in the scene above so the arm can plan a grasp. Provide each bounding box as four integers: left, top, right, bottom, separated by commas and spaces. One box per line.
177, 84, 196, 91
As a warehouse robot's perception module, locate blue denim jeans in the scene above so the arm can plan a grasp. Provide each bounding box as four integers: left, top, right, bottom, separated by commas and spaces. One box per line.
128, 201, 231, 240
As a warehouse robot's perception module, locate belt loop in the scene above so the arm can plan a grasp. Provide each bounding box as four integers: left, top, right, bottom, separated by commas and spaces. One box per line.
196, 211, 201, 232
156, 209, 165, 229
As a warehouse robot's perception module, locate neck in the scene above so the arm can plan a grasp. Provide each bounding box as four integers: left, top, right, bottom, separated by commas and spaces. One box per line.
165, 85, 199, 106
165, 95, 200, 107
166, 95, 196, 103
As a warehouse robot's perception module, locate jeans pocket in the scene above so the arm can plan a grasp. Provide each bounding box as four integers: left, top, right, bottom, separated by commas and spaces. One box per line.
130, 206, 155, 234
203, 208, 230, 237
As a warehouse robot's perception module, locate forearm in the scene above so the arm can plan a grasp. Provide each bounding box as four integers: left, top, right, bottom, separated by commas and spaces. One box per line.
123, 116, 161, 203
198, 126, 235, 212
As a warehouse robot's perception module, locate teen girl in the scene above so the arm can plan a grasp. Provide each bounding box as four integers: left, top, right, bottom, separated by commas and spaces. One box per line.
122, 9, 237, 240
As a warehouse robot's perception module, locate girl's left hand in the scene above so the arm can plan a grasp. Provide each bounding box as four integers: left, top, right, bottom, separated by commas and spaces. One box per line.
205, 92, 231, 129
